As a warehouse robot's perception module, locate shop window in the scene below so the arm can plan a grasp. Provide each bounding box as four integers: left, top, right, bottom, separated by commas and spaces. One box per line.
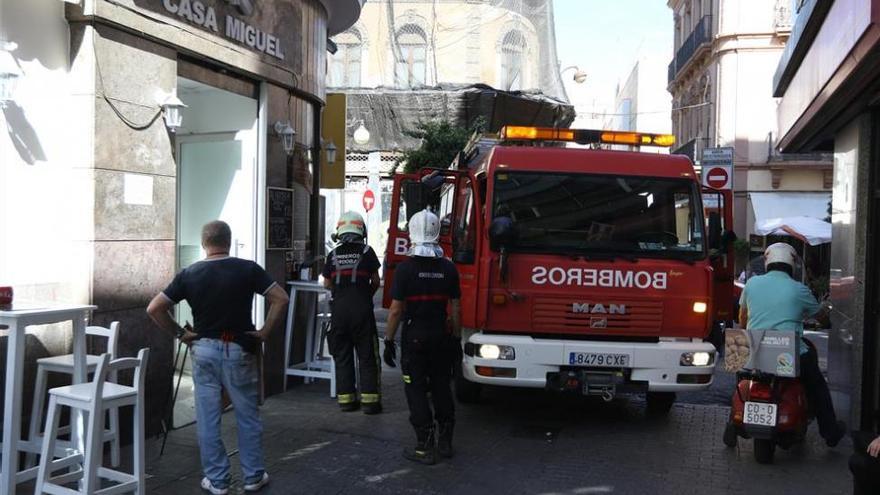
329, 29, 362, 87
500, 30, 526, 91
395, 24, 427, 88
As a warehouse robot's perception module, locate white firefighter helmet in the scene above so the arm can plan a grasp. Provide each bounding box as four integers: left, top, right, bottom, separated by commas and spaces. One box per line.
336, 211, 366, 238
409, 209, 441, 245
764, 242, 798, 271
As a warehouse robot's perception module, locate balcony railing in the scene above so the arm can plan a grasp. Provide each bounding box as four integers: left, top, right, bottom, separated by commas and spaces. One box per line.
668, 15, 712, 83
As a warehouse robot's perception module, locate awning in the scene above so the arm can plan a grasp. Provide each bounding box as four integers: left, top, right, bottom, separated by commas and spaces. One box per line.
755, 216, 832, 246
750, 192, 831, 224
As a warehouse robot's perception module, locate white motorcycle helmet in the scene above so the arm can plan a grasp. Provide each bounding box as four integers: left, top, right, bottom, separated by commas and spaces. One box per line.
764, 242, 798, 272
408, 209, 443, 258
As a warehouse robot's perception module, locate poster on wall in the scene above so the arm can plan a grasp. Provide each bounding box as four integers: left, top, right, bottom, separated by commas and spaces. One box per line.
267, 187, 294, 250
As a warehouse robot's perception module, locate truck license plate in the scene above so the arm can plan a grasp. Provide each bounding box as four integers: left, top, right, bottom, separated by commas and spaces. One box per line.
744, 402, 777, 426
568, 352, 630, 367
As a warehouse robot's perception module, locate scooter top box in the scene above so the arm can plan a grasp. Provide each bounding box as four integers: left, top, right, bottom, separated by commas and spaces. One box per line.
724, 328, 800, 377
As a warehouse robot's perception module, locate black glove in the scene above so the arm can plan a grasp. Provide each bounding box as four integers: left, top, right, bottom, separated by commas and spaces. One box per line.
383, 339, 397, 367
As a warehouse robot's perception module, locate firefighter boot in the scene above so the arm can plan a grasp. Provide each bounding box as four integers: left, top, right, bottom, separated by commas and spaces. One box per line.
402, 425, 436, 465
437, 421, 454, 458
338, 393, 360, 412
361, 393, 382, 415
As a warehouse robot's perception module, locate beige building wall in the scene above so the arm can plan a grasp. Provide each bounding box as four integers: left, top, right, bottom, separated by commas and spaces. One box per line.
667, 0, 831, 238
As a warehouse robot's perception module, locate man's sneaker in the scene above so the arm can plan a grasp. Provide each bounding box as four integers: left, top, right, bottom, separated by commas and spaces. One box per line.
200, 477, 229, 495
826, 420, 847, 447
363, 402, 383, 415
243, 472, 270, 492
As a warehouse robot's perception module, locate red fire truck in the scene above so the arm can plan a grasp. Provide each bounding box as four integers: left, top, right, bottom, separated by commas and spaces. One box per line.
383, 126, 735, 413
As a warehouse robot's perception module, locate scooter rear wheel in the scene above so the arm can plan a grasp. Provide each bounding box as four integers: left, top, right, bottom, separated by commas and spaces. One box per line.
754, 439, 775, 464
722, 423, 737, 448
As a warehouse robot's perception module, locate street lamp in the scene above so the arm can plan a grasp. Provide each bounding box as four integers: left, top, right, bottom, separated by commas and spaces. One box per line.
353, 121, 370, 145
0, 41, 22, 108
325, 140, 338, 165
561, 65, 587, 84
274, 121, 296, 155
160, 88, 187, 132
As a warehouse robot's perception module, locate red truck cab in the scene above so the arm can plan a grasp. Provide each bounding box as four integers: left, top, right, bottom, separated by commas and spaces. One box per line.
384, 127, 735, 412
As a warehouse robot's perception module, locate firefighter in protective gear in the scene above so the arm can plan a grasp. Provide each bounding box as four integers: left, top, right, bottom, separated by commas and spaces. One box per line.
322, 211, 383, 414
384, 209, 461, 464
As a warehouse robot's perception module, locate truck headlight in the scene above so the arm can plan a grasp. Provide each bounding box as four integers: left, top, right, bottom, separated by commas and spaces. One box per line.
477, 344, 515, 360
680, 351, 714, 366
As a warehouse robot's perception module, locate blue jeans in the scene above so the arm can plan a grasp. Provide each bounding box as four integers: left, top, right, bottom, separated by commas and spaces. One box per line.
191, 339, 265, 487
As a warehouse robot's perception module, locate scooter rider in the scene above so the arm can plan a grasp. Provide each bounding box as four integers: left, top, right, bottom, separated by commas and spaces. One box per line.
322, 211, 382, 414
383, 209, 462, 465
739, 242, 846, 447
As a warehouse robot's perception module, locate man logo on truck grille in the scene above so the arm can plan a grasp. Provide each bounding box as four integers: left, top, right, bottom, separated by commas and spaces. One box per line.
590, 317, 608, 328
572, 303, 626, 315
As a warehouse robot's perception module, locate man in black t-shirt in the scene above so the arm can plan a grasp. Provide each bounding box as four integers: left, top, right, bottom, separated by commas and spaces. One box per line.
147, 220, 288, 494
384, 209, 462, 465
322, 211, 382, 414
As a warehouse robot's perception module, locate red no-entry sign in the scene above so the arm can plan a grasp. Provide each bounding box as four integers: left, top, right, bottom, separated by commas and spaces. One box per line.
362, 189, 376, 212
705, 166, 731, 189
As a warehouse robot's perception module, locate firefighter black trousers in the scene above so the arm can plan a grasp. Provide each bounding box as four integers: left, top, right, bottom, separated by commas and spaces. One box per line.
328, 303, 380, 405
401, 322, 455, 428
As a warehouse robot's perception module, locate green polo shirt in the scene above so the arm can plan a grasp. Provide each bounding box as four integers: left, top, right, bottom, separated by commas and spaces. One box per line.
739, 270, 821, 355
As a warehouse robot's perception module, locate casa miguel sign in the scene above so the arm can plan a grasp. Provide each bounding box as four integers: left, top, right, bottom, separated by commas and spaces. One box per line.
149, 0, 293, 61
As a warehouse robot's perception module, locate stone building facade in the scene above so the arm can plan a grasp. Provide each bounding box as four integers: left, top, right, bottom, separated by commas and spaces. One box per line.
0, 0, 363, 434
666, 0, 832, 240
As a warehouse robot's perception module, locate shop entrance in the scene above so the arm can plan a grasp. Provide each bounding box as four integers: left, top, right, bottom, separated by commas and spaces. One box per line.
171, 77, 259, 427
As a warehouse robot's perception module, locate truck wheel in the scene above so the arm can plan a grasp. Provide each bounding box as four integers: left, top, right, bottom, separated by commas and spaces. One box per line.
754, 439, 775, 464
646, 392, 676, 416
722, 423, 737, 448
455, 374, 482, 403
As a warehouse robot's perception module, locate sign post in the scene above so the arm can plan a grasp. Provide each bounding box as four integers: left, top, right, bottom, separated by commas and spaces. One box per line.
701, 147, 734, 190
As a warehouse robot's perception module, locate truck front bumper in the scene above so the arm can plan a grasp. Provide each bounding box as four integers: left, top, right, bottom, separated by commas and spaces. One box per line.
462, 332, 716, 392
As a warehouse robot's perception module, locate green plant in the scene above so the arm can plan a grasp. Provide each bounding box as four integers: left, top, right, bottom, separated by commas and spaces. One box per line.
394, 118, 486, 174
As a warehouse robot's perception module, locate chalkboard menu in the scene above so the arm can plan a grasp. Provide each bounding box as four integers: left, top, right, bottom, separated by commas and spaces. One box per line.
267, 187, 294, 250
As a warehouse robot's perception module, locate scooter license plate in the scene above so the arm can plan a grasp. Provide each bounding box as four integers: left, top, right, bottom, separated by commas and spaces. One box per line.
743, 401, 777, 426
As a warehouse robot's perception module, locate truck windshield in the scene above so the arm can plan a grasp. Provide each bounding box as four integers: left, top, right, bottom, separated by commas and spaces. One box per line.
492, 171, 705, 259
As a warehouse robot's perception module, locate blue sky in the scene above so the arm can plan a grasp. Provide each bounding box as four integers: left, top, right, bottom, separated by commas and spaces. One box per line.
553, 0, 673, 119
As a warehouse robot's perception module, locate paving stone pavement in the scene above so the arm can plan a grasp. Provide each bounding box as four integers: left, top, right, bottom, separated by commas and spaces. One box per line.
125, 362, 848, 495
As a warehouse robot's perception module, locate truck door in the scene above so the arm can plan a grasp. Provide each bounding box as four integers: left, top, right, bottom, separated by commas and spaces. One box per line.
450, 175, 481, 328
382, 170, 462, 308
702, 187, 735, 323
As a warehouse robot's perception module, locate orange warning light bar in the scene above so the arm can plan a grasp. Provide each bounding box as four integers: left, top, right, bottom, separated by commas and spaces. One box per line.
499, 126, 676, 148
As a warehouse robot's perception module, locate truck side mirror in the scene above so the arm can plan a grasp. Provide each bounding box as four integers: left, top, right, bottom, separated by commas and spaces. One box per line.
707, 212, 722, 250
489, 216, 517, 251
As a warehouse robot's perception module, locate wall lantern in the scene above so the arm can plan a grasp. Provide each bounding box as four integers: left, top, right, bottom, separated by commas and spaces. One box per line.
160, 88, 187, 132
274, 121, 296, 155
561, 65, 587, 84
353, 121, 370, 145
325, 140, 338, 165
0, 41, 22, 108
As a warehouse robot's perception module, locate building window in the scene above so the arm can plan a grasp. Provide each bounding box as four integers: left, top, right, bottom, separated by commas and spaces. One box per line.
500, 30, 526, 90
395, 24, 427, 88
329, 29, 362, 87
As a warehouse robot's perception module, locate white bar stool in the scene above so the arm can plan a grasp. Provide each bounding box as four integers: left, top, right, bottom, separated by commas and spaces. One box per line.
27, 323, 121, 468
35, 348, 149, 495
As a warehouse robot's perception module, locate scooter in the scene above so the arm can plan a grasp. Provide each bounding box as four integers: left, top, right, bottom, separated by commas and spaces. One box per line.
723, 340, 814, 464
722, 336, 814, 464
723, 368, 812, 463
